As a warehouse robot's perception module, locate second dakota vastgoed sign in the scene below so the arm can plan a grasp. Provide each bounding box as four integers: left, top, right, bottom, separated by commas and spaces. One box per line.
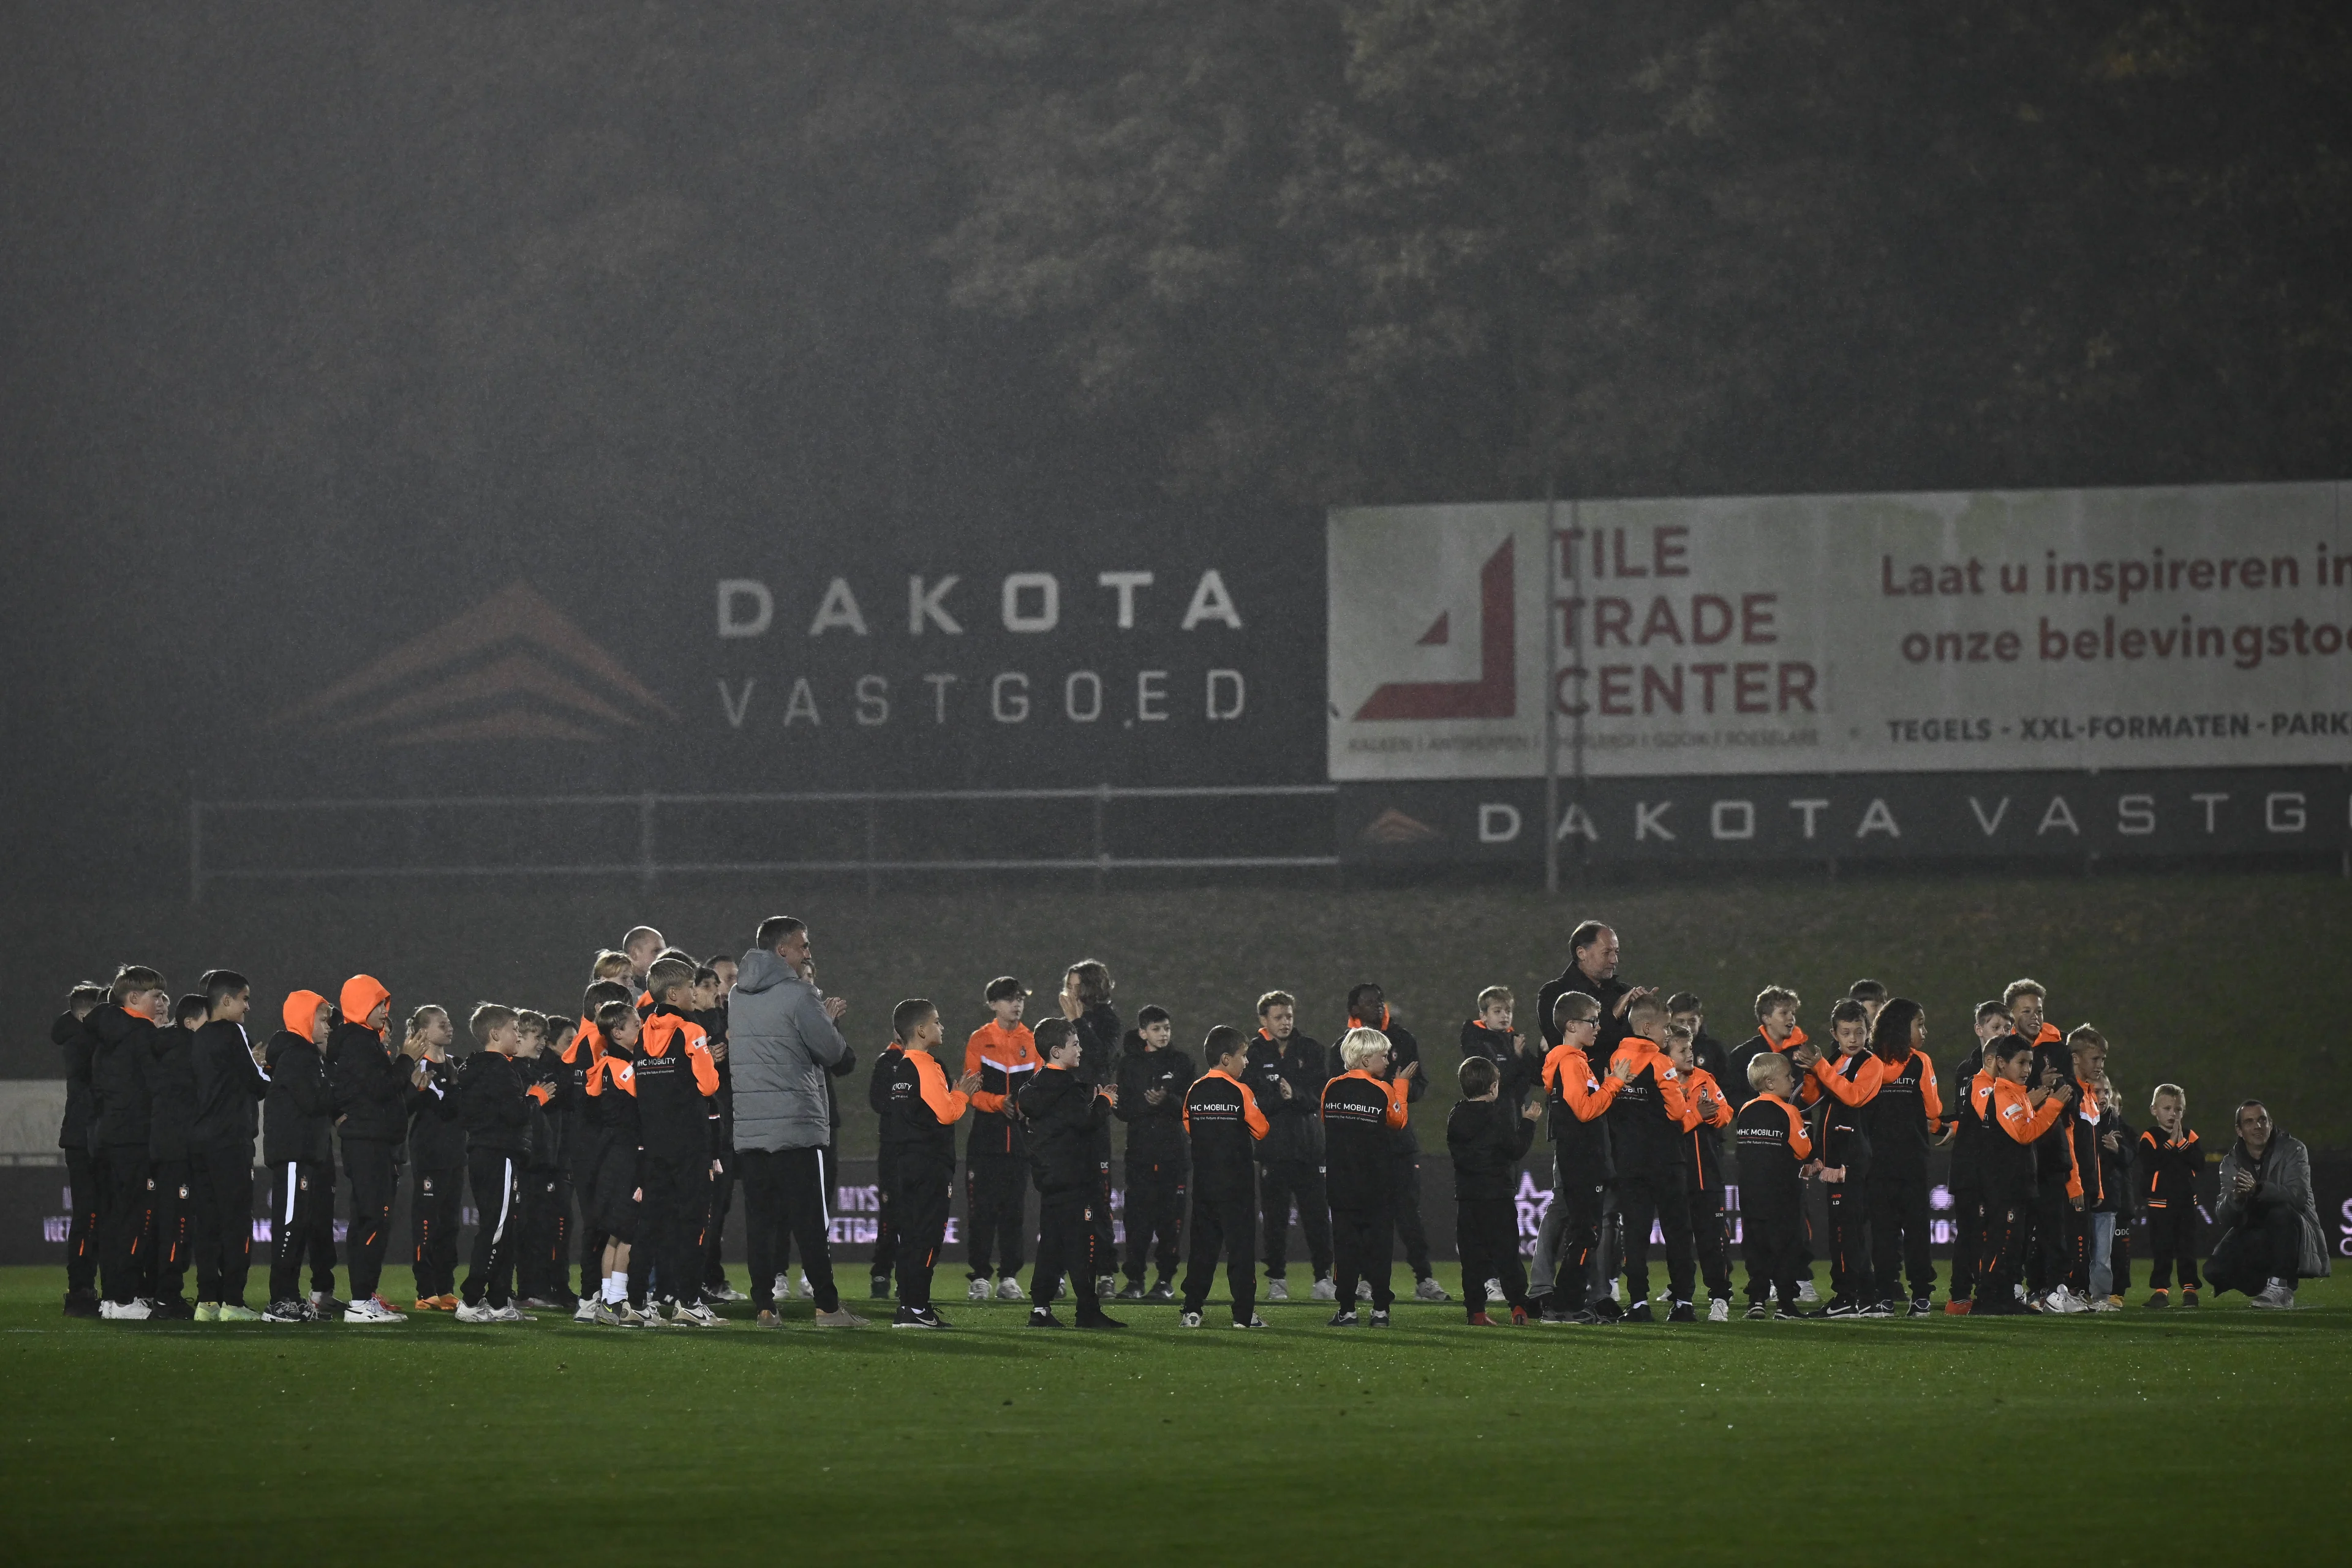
1329, 481, 2352, 783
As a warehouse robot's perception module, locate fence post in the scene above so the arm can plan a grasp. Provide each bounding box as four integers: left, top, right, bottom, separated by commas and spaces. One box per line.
189, 797, 203, 904
639, 793, 657, 886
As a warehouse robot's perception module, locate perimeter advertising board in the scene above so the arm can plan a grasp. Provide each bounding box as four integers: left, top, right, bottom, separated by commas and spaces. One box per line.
1330, 483, 2352, 862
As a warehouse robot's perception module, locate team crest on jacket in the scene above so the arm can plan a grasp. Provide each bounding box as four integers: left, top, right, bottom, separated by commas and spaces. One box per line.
1084, 1207, 1095, 1222
145, 1176, 156, 1191
299, 1176, 311, 1191
421, 1177, 435, 1194
178, 1183, 190, 1200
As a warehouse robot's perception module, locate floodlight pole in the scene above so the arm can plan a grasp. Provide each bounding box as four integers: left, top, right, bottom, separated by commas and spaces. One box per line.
1543, 478, 1559, 895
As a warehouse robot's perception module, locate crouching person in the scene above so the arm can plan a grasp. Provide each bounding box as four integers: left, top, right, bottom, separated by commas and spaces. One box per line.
2207, 1101, 2329, 1310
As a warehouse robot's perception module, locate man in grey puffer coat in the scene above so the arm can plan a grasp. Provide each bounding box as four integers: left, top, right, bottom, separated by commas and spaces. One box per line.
2210, 1099, 2331, 1310
731, 916, 863, 1327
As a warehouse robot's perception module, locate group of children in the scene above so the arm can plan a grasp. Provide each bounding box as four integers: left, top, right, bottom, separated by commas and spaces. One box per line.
51, 921, 2226, 1329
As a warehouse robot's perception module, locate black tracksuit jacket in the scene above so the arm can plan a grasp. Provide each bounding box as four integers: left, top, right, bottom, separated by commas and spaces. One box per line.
1244, 1031, 1325, 1166
1815, 1051, 1876, 1183
189, 1020, 267, 1152
262, 1033, 334, 1166
878, 1047, 965, 1165
459, 1050, 530, 1157
1947, 1046, 1989, 1185
1115, 1042, 1193, 1169
1864, 1047, 1937, 1183
1446, 1098, 1535, 1202
1183, 1069, 1267, 1198
1320, 1070, 1409, 1207
407, 1055, 466, 1168
1348, 1018, 1426, 1153
1458, 1021, 1540, 1110
89, 1005, 157, 1152
1019, 1065, 1107, 1196
56, 1011, 97, 1153
2138, 1125, 2201, 1215
327, 1022, 414, 1145
1536, 967, 1634, 1054
147, 1023, 202, 1165
1733, 1093, 1812, 1207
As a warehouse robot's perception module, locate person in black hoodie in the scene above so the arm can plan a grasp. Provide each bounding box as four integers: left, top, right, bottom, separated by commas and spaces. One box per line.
1114, 1008, 1190, 1301
1060, 960, 1123, 1296
1178, 1026, 1270, 1329
1943, 1000, 2010, 1312
188, 971, 268, 1321
456, 1003, 540, 1324
327, 973, 427, 1322
91, 967, 170, 1319
263, 990, 337, 1321
1460, 987, 1539, 1112
1862, 998, 1942, 1316
1346, 984, 1444, 1302
1246, 991, 1332, 1302
140, 994, 208, 1317
55, 982, 108, 1317
1812, 1000, 1884, 1317
630, 959, 726, 1326
401, 1006, 465, 1310
512, 1011, 572, 1310
1447, 1056, 1541, 1325
1018, 1017, 1125, 1328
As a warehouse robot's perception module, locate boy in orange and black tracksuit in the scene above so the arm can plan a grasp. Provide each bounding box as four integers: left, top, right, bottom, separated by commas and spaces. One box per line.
1180, 1027, 1268, 1326
1319, 1052, 1411, 1320
962, 981, 1040, 1298
1669, 1035, 1735, 1311
630, 989, 723, 1316
2139, 1113, 2203, 1300
1528, 998, 1621, 1322
1604, 1031, 1695, 1321
1733, 1059, 1814, 1315
1809, 1018, 1884, 1316
879, 1000, 972, 1323
1864, 1027, 1942, 1313
866, 1038, 904, 1297
1970, 1037, 2070, 1313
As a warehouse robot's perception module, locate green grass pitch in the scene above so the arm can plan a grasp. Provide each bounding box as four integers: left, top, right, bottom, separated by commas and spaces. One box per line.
3, 1264, 2345, 1564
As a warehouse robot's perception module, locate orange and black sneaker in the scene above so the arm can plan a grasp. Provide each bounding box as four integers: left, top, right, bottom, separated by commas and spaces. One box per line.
1943, 1298, 1971, 1315
412, 1298, 438, 1312
2180, 1287, 2199, 1308
2144, 1287, 2169, 1309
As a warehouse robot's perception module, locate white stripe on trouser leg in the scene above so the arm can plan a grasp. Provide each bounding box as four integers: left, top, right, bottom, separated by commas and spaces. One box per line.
818, 1147, 831, 1227
491, 1158, 513, 1244
284, 1163, 298, 1226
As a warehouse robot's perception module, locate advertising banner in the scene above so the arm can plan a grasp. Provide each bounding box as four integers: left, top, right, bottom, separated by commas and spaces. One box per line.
1330, 482, 2352, 783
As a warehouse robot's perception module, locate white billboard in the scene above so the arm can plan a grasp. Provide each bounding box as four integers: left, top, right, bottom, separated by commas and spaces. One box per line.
1329, 481, 2352, 779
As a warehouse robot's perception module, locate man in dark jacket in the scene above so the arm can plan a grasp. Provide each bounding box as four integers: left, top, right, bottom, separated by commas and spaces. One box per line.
1447, 1056, 1541, 1325
263, 991, 337, 1321
1019, 1018, 1124, 1328
1114, 1009, 1190, 1301
188, 971, 268, 1319
1346, 983, 1444, 1302
1536, 921, 1646, 1055
55, 982, 108, 1317
326, 974, 424, 1322
1246, 990, 1331, 1302
91, 968, 169, 1319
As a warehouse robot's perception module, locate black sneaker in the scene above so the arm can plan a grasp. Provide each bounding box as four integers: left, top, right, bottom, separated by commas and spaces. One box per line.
1114, 1283, 1145, 1301
892, 1305, 946, 1329
1823, 1297, 1860, 1318
1327, 1309, 1359, 1327
1667, 1301, 1696, 1324
1773, 1303, 1815, 1320
64, 1291, 100, 1320
1744, 1303, 1770, 1320
155, 1296, 196, 1321
1591, 1297, 1624, 1322
1624, 1301, 1655, 1323
1144, 1281, 1175, 1303
311, 1295, 349, 1318
1077, 1309, 1127, 1329
1861, 1300, 1894, 1319
1027, 1308, 1066, 1328
869, 1276, 892, 1300
1368, 1309, 1390, 1327
1907, 1297, 1933, 1317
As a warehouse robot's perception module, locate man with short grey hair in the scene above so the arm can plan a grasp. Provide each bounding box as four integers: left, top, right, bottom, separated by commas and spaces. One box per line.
731, 916, 864, 1327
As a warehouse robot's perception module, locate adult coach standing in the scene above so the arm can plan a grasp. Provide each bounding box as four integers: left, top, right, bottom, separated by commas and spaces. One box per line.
1536, 922, 1650, 1054
731, 916, 866, 1328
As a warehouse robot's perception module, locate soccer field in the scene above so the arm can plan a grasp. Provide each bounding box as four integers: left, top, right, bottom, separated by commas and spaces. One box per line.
4, 1265, 2344, 1566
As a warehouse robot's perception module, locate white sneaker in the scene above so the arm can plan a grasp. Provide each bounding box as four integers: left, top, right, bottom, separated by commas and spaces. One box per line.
1414, 1277, 1450, 1303
342, 1297, 401, 1324
572, 1297, 601, 1323
968, 1277, 994, 1302
1094, 1275, 1117, 1298
2250, 1279, 2297, 1310
1484, 1278, 1506, 1304
1795, 1280, 1820, 1305
796, 1272, 813, 1300
772, 1273, 790, 1302
454, 1302, 497, 1324
1180, 1311, 1203, 1327
1310, 1277, 1338, 1302
1356, 1281, 1373, 1302
670, 1302, 726, 1328
2090, 1296, 2122, 1313
99, 1299, 153, 1321
705, 1284, 747, 1303
995, 1277, 1027, 1302
2046, 1286, 2092, 1314
1708, 1297, 1730, 1322
1265, 1278, 1291, 1302
1612, 1279, 1628, 1304
490, 1304, 527, 1324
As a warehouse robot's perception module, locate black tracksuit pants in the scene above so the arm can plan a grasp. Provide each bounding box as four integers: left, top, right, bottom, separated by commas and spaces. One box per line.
1330, 1202, 1394, 1311
1181, 1189, 1257, 1322
1867, 1167, 1934, 1302
1973, 1180, 2034, 1305
410, 1164, 465, 1298
462, 1150, 520, 1309
517, 1163, 567, 1300
342, 1139, 399, 1303
2146, 1203, 2202, 1290
869, 1147, 899, 1284
64, 1146, 101, 1298
1532, 1165, 1605, 1308
269, 1159, 333, 1303
1947, 1170, 1985, 1301
1616, 1167, 1695, 1306
2209, 1200, 2301, 1295
1456, 1196, 1527, 1321
1034, 1189, 1106, 1310
1690, 1181, 1732, 1299
1123, 1158, 1186, 1286
188, 1145, 255, 1306
96, 1145, 151, 1305
703, 1145, 736, 1289
886, 1152, 952, 1310
964, 1153, 1027, 1280
1824, 1180, 1874, 1304
741, 1145, 841, 1313
2027, 1169, 2070, 1294
628, 1154, 709, 1310
1258, 1158, 1333, 1281
148, 1158, 192, 1302
1390, 1150, 1434, 1279
1742, 1189, 1805, 1306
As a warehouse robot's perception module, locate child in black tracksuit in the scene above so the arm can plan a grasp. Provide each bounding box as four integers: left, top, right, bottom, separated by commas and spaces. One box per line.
878, 999, 975, 1326
1319, 1029, 1414, 1324
2138, 1084, 2203, 1305
1734, 1052, 1815, 1316
1019, 1017, 1123, 1328
1179, 1026, 1269, 1328
1115, 1009, 1191, 1299
456, 1005, 535, 1319
1446, 1056, 1538, 1325
263, 992, 337, 1319
1812, 1001, 1882, 1316
403, 1007, 465, 1308
514, 1017, 570, 1306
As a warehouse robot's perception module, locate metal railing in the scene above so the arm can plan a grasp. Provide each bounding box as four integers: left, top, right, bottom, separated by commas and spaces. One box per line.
189, 783, 1340, 899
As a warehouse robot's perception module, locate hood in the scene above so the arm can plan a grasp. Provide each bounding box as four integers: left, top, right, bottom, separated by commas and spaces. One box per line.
89, 1004, 142, 1044
283, 990, 328, 1039
1120, 1028, 1152, 1056
263, 1029, 311, 1068
733, 948, 797, 995
52, 1009, 89, 1047
339, 974, 389, 1031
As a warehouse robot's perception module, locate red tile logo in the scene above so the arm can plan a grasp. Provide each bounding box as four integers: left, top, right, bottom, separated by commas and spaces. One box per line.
1351, 538, 1517, 720
268, 581, 674, 744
